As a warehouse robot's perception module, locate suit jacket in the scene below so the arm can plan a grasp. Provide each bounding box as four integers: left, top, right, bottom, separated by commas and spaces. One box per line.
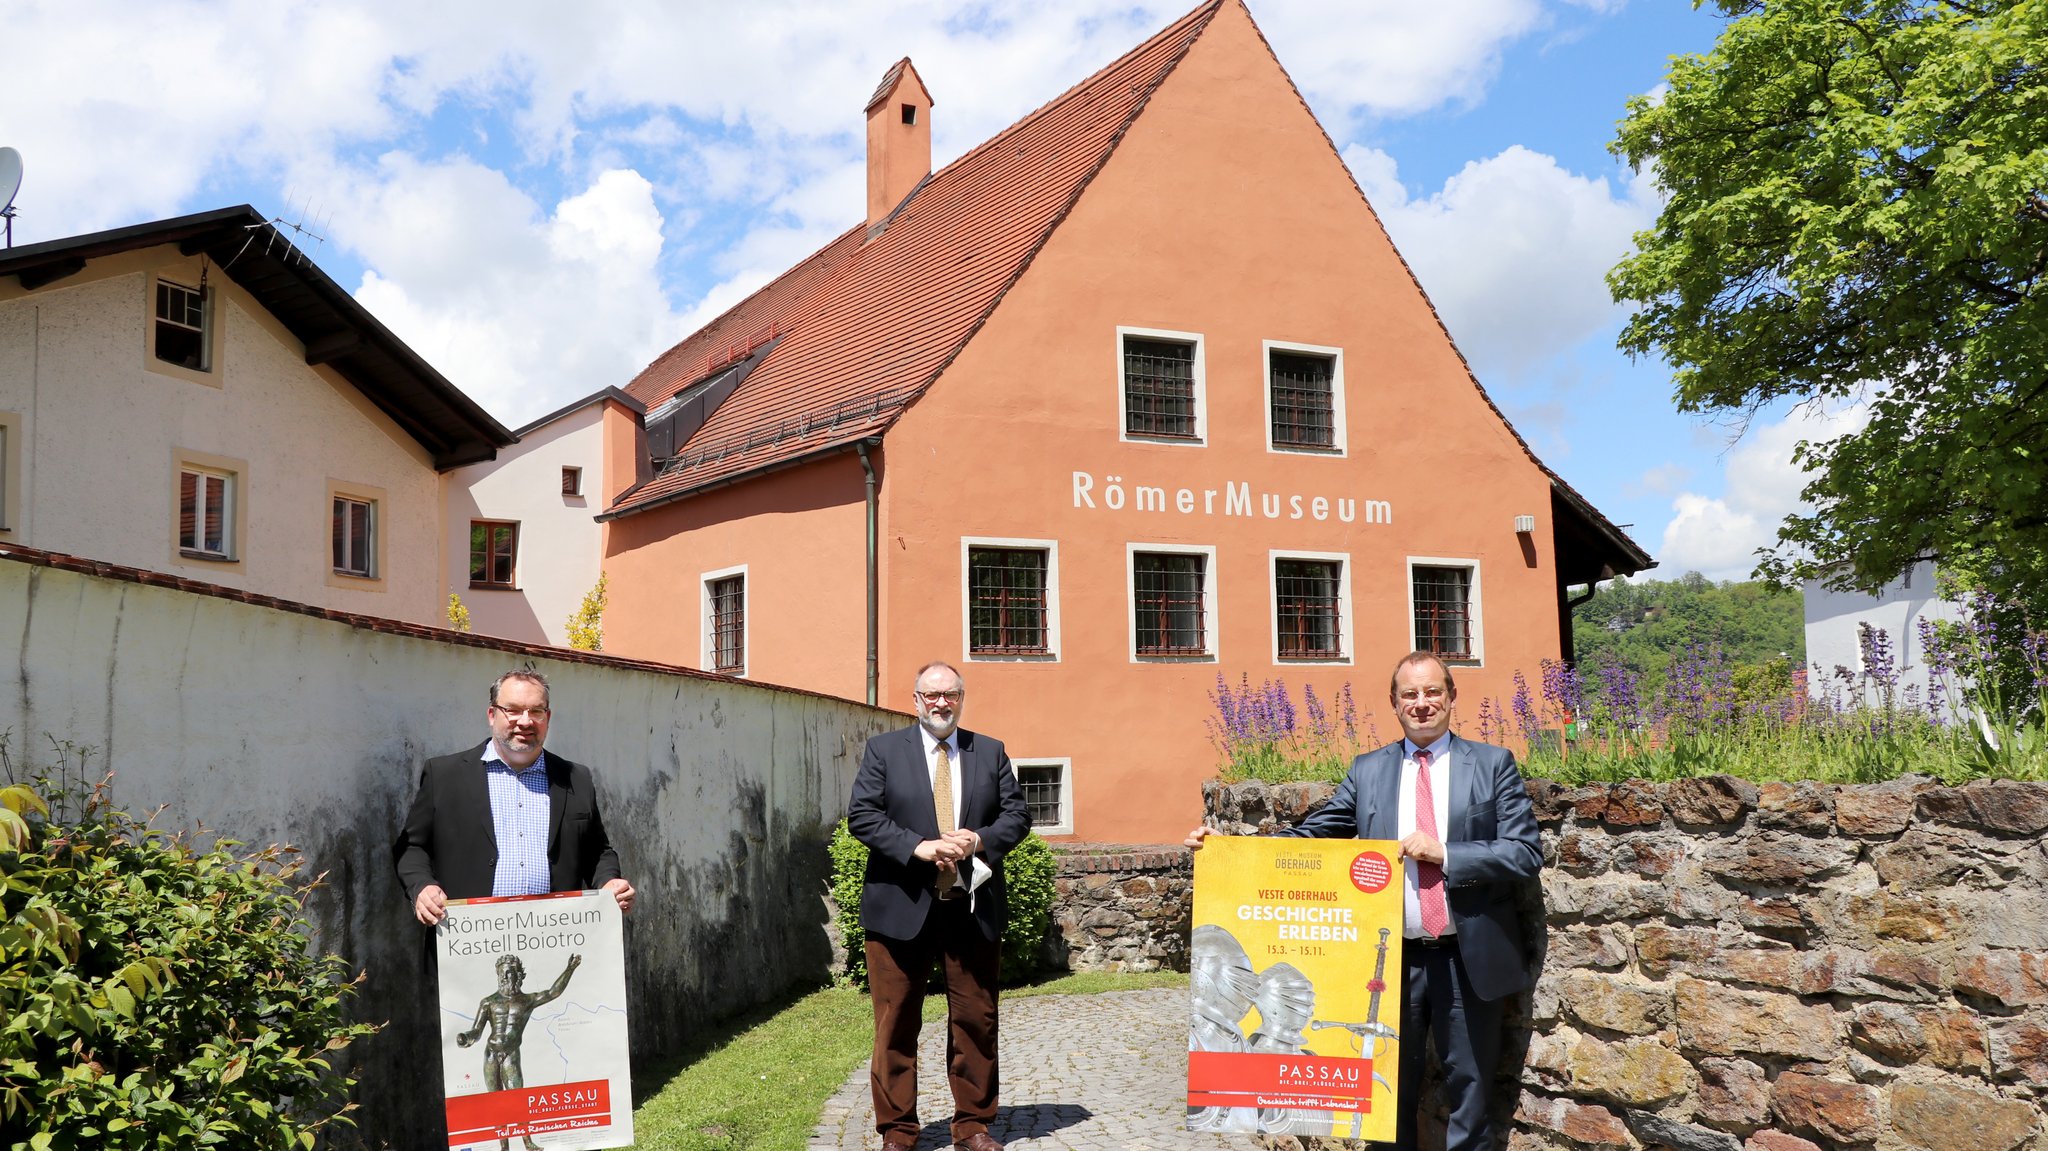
392, 742, 623, 904
847, 725, 1032, 943
1280, 734, 1540, 1001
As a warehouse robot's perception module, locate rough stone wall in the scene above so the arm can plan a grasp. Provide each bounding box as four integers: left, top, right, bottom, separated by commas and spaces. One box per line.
1047, 846, 1194, 972
1197, 775, 2048, 1151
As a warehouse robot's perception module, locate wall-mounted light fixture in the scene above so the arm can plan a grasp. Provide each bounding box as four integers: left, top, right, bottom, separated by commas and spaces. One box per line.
1514, 514, 1536, 534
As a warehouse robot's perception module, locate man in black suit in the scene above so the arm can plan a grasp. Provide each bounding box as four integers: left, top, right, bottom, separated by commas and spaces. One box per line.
847, 660, 1030, 1151
394, 669, 635, 925
1189, 652, 1540, 1151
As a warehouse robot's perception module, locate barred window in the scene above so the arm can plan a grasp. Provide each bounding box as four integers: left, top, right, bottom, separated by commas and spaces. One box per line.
1413, 565, 1473, 659
1276, 559, 1342, 659
1270, 350, 1335, 449
1133, 551, 1207, 655
1016, 762, 1068, 831
470, 521, 518, 588
708, 574, 745, 674
968, 547, 1049, 655
1122, 336, 1198, 439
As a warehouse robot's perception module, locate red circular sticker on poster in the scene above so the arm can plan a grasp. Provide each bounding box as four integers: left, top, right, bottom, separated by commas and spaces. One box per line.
1350, 851, 1392, 894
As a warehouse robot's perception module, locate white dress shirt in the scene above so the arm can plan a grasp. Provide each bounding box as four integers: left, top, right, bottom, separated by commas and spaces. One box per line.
1396, 734, 1455, 939
920, 727, 963, 828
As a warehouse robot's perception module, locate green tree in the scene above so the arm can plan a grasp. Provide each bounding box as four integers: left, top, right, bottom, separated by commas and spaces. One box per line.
565, 572, 608, 651
1609, 0, 2048, 610
1573, 572, 1804, 689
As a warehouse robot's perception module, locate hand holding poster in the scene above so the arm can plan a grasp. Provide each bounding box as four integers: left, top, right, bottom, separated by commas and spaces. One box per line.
1187, 836, 1405, 1142
438, 890, 632, 1150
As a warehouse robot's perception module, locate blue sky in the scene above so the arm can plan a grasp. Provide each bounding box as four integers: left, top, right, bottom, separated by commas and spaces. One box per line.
2, 0, 1851, 581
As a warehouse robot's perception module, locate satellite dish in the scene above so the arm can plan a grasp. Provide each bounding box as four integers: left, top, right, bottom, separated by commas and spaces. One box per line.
0, 148, 20, 215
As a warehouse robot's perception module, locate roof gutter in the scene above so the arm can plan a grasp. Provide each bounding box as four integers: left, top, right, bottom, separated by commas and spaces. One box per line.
595, 435, 873, 523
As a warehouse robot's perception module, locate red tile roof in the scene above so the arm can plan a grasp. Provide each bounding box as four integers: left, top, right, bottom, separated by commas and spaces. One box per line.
608, 0, 1225, 518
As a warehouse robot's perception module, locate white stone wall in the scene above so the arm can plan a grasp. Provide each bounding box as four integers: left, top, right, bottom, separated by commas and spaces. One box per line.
442, 400, 607, 644
0, 249, 445, 624
0, 551, 896, 1147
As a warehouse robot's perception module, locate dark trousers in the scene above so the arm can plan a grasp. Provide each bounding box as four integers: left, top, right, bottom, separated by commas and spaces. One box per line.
865, 897, 1001, 1146
1397, 939, 1506, 1151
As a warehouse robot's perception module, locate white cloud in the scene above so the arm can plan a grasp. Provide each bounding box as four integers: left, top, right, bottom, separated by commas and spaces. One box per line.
1347, 144, 1658, 380
1657, 403, 1872, 581
1255, 0, 1546, 120
346, 159, 682, 424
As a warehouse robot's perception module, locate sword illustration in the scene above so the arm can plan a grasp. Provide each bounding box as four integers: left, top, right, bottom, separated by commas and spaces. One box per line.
1308, 927, 1396, 1098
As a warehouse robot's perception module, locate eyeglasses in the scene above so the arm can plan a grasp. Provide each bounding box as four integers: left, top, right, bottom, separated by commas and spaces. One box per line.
1396, 687, 1448, 703
916, 690, 963, 704
492, 705, 551, 720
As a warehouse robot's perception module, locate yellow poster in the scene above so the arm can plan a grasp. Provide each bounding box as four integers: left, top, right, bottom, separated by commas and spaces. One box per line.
1187, 836, 1405, 1142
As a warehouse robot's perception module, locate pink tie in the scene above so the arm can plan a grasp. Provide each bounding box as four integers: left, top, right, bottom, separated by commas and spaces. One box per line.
1414, 748, 1450, 938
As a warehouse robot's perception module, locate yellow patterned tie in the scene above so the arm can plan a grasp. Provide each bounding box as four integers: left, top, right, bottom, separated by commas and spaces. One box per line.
934, 741, 957, 895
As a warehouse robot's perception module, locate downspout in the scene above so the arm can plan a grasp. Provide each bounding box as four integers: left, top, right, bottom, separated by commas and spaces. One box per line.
1562, 579, 1603, 665
857, 439, 880, 706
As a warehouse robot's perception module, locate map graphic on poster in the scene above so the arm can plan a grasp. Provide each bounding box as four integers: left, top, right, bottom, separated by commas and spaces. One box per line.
437, 890, 632, 1150
1187, 836, 1406, 1142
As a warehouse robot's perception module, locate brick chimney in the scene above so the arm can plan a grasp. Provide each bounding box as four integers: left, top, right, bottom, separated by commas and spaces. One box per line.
865, 58, 933, 234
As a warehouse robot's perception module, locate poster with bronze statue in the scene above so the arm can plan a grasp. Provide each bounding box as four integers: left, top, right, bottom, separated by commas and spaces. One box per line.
1187, 836, 1405, 1141
437, 890, 632, 1150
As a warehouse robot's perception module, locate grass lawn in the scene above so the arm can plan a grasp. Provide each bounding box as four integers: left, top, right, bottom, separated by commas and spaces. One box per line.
625, 969, 1187, 1151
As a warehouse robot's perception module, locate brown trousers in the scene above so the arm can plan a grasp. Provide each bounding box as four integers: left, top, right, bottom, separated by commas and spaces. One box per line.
865, 897, 1001, 1145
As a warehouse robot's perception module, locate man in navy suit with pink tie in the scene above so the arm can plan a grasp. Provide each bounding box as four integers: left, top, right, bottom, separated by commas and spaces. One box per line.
1190, 651, 1541, 1151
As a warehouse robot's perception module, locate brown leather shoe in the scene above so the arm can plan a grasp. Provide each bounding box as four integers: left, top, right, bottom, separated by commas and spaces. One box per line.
955, 1135, 1004, 1151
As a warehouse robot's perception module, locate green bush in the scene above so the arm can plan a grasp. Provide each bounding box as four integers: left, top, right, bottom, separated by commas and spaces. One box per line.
829, 819, 1059, 989
0, 769, 376, 1150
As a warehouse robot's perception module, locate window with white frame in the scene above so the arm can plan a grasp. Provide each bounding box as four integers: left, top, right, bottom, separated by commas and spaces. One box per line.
332, 496, 376, 577
0, 419, 12, 532
561, 466, 583, 497
1410, 560, 1482, 662
1273, 553, 1351, 662
1130, 544, 1217, 660
962, 539, 1059, 659
179, 466, 235, 559
154, 279, 210, 371
1265, 341, 1345, 453
1013, 758, 1073, 835
1117, 327, 1204, 443
703, 566, 746, 675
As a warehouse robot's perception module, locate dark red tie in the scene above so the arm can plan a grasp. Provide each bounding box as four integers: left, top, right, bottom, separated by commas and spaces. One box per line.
1414, 748, 1450, 938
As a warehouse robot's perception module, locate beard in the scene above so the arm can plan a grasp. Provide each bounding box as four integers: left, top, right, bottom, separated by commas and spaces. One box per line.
918, 710, 959, 740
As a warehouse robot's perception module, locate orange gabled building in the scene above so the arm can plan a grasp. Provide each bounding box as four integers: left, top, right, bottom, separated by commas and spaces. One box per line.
596, 0, 1652, 845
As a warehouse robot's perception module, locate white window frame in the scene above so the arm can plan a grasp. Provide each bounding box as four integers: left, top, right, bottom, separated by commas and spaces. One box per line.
960, 536, 1061, 663
1406, 556, 1484, 665
178, 466, 236, 560
331, 495, 378, 578
0, 411, 20, 535
1115, 326, 1206, 446
1126, 541, 1219, 663
145, 272, 219, 382
1012, 757, 1074, 836
701, 563, 748, 677
1263, 339, 1347, 456
561, 466, 583, 498
1269, 549, 1353, 666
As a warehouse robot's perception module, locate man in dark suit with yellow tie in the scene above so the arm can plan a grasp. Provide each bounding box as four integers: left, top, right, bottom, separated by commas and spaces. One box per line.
847, 660, 1031, 1151
1190, 651, 1540, 1151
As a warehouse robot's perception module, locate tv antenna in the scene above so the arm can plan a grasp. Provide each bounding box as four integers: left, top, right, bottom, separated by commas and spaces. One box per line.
0, 147, 22, 249
222, 191, 331, 272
